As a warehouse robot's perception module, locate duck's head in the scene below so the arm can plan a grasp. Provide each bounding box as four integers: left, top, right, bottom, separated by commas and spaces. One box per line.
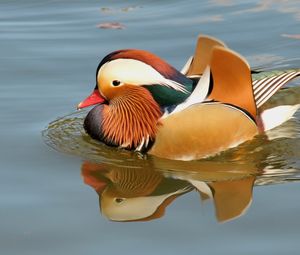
77, 49, 193, 150
78, 49, 193, 109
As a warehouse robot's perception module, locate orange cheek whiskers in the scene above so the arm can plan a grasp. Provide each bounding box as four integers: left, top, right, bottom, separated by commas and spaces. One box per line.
101, 86, 162, 149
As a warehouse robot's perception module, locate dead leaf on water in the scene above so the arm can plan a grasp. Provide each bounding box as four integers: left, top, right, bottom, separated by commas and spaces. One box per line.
96, 22, 126, 30
100, 7, 112, 13
281, 34, 300, 40
121, 6, 140, 12
100, 6, 140, 14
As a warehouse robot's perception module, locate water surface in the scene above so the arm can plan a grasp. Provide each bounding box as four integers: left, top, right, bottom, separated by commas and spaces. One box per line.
1, 0, 300, 254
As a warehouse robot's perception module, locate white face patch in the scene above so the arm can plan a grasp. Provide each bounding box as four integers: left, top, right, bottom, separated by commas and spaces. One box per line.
97, 59, 188, 93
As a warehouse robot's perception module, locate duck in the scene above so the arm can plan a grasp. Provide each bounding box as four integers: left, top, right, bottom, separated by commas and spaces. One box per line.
77, 34, 300, 161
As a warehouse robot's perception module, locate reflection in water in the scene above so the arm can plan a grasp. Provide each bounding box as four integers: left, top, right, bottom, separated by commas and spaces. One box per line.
80, 155, 294, 223
82, 160, 192, 222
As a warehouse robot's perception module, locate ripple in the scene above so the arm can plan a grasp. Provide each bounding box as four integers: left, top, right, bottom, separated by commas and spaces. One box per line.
42, 109, 135, 164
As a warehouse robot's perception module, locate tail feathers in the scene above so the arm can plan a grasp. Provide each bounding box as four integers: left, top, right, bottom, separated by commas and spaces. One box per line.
253, 69, 300, 108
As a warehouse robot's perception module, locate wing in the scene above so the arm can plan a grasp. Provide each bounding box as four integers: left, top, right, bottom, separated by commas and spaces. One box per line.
208, 47, 257, 120
173, 47, 257, 118
181, 34, 227, 76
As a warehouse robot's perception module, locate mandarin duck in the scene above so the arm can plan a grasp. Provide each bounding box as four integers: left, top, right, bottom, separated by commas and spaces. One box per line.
78, 35, 300, 161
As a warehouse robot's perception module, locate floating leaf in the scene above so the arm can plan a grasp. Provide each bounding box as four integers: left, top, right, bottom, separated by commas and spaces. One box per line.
281, 34, 300, 40
121, 6, 140, 12
100, 7, 112, 13
100, 6, 140, 14
96, 22, 125, 30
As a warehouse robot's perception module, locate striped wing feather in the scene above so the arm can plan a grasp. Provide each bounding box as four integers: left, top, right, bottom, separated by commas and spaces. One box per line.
252, 69, 300, 108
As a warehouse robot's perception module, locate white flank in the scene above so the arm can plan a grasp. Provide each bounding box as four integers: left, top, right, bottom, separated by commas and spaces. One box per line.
98, 58, 188, 93
260, 104, 300, 131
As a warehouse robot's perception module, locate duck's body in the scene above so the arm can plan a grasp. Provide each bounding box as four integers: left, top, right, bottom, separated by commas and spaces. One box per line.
78, 35, 300, 161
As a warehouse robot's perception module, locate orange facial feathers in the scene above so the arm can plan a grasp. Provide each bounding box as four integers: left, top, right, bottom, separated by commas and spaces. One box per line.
101, 85, 162, 149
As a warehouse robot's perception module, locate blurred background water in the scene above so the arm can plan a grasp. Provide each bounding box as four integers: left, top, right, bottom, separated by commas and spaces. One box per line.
1, 0, 300, 254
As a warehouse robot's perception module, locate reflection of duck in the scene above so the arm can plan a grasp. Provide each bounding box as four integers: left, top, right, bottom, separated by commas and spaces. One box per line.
207, 177, 255, 222
81, 160, 192, 222
77, 34, 300, 160
81, 155, 262, 223
154, 156, 258, 222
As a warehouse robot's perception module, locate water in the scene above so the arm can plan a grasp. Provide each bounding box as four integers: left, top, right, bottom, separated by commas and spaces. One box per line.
1, 0, 300, 254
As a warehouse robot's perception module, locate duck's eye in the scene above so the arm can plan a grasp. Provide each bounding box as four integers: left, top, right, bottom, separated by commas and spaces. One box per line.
112, 80, 121, 86
115, 198, 125, 204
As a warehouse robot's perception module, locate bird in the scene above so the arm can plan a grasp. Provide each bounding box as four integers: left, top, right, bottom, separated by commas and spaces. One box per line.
77, 35, 300, 161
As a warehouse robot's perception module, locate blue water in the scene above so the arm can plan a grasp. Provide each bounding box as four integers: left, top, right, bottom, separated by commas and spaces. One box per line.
1, 0, 300, 254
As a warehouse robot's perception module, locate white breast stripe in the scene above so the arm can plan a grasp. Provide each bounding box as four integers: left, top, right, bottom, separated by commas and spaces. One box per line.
163, 66, 211, 117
